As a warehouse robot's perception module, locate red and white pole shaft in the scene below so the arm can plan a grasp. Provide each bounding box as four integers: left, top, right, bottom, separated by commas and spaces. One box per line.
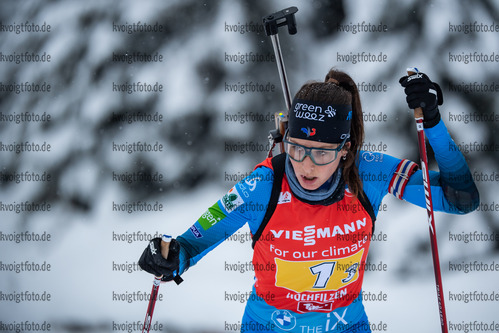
141, 235, 172, 333
407, 68, 448, 333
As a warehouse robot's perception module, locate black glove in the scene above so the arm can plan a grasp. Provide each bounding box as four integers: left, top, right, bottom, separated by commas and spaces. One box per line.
399, 72, 444, 128
138, 237, 183, 284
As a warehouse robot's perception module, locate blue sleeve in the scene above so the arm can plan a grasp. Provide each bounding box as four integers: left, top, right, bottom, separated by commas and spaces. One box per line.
402, 120, 480, 214
175, 166, 273, 275
357, 150, 400, 217
358, 119, 479, 216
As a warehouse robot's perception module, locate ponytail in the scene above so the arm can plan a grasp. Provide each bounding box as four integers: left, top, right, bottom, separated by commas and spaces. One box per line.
324, 69, 364, 198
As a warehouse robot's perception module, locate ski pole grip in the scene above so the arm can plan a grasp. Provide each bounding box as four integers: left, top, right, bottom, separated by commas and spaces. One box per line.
160, 234, 172, 259
154, 235, 171, 279
263, 7, 298, 36
406, 67, 424, 119
158, 234, 183, 284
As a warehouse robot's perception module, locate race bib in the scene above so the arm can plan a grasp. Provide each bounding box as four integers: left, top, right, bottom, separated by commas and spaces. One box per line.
275, 249, 364, 293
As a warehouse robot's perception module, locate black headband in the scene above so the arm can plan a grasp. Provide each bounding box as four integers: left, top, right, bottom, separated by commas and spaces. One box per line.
288, 98, 352, 143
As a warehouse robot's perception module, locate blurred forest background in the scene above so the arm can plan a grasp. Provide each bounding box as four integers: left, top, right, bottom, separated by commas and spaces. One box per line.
0, 0, 498, 332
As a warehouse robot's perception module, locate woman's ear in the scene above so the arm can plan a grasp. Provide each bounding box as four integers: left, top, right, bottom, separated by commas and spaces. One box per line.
341, 142, 351, 159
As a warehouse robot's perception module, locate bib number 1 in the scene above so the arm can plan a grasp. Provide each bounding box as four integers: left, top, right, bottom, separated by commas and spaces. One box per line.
310, 262, 336, 288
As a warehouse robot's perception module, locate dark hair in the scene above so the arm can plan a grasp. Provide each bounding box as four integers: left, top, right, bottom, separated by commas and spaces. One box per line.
293, 68, 364, 197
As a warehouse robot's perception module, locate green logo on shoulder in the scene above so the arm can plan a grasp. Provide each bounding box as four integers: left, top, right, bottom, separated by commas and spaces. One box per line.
221, 186, 244, 213
198, 202, 226, 230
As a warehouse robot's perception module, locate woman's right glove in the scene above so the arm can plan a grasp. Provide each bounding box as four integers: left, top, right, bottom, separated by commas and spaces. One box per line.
138, 237, 183, 284
399, 72, 444, 128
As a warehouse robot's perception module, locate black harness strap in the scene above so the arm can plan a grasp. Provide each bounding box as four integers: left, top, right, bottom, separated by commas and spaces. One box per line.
251, 153, 377, 249
358, 190, 377, 233
251, 153, 286, 249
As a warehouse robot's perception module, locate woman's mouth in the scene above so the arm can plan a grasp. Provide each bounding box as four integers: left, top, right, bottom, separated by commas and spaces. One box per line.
300, 175, 318, 186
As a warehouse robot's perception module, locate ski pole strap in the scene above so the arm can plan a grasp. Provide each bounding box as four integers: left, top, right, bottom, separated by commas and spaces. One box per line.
173, 275, 183, 285
388, 159, 419, 200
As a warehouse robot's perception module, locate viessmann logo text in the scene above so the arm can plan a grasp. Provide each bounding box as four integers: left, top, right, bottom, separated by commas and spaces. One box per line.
270, 218, 367, 246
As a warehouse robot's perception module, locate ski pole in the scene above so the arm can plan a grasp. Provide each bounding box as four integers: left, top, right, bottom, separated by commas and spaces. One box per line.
262, 6, 298, 156
142, 276, 162, 333
407, 67, 448, 333
141, 235, 172, 333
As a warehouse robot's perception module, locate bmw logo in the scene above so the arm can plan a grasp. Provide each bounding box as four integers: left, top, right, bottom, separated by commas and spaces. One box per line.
271, 310, 296, 331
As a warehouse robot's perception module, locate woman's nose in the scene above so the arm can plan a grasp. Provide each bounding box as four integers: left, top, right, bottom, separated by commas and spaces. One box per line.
301, 155, 316, 171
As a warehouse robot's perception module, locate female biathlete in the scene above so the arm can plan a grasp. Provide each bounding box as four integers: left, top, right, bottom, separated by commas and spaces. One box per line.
139, 69, 479, 332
